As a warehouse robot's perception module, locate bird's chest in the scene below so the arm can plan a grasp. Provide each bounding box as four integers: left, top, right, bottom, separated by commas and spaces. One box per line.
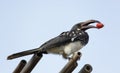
63, 41, 83, 55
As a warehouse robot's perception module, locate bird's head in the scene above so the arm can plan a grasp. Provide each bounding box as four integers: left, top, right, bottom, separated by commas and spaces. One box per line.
71, 20, 104, 31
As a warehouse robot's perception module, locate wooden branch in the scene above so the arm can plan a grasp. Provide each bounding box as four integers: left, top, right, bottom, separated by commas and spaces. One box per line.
13, 60, 27, 73
20, 53, 43, 73
78, 64, 93, 73
59, 52, 82, 73
65, 62, 78, 73
12, 51, 93, 73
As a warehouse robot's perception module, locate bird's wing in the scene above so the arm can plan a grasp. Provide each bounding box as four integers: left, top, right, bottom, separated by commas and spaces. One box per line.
40, 31, 71, 51
40, 30, 87, 51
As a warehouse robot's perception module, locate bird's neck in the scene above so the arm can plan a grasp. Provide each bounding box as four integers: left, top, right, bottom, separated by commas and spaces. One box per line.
80, 31, 89, 46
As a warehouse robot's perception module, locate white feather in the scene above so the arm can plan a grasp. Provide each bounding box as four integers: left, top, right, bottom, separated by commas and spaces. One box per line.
64, 41, 83, 56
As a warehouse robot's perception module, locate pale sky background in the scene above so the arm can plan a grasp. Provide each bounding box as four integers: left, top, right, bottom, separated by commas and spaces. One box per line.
0, 0, 120, 73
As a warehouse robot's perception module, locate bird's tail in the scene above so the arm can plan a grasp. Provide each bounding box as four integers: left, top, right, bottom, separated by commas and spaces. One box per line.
7, 48, 40, 60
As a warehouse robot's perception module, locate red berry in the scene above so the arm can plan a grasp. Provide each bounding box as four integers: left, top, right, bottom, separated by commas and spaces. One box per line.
96, 23, 104, 29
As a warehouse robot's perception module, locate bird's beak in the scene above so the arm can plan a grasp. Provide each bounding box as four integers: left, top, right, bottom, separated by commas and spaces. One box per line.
81, 20, 101, 30
81, 20, 100, 26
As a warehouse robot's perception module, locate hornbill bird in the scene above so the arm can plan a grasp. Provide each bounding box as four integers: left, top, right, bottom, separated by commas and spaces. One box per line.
7, 20, 103, 60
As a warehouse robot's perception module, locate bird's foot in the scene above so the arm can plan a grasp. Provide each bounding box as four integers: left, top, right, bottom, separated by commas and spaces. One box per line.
68, 57, 74, 61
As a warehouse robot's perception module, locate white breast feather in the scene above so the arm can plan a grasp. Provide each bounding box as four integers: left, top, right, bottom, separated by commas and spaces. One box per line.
64, 41, 83, 56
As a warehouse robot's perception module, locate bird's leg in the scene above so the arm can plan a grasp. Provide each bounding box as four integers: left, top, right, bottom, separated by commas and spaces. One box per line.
62, 53, 71, 60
